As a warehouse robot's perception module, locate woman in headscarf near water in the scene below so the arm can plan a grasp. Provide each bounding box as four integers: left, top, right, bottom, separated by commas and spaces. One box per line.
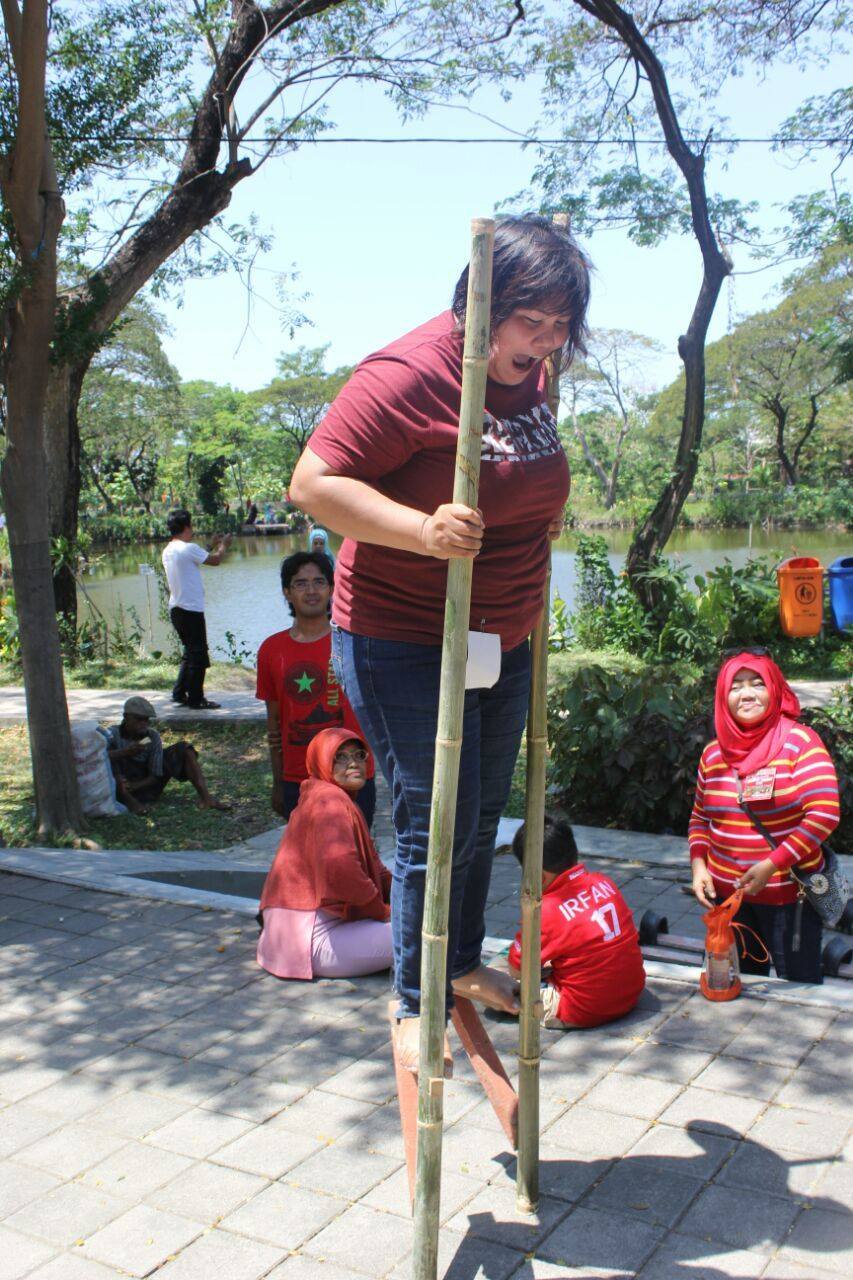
257, 726, 392, 980
688, 650, 840, 983
308, 526, 335, 568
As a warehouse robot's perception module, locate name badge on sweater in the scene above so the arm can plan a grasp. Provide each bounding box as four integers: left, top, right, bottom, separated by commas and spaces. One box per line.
465, 631, 501, 689
741, 767, 776, 801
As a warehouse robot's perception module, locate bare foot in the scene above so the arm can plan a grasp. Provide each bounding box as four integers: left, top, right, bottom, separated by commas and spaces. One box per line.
388, 1003, 453, 1078
452, 964, 520, 1014
200, 797, 231, 811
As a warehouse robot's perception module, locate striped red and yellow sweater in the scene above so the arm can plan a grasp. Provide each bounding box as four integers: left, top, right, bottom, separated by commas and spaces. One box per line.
688, 723, 840, 905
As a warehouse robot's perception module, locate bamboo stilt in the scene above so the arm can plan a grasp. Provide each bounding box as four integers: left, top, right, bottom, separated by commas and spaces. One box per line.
412, 218, 495, 1280
516, 212, 569, 1216
394, 996, 518, 1210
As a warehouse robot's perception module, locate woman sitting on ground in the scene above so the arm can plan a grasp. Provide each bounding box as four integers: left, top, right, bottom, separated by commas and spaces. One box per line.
257, 726, 392, 980
689, 650, 840, 984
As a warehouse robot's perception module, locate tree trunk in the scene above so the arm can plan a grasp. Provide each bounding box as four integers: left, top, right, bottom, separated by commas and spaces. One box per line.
791, 394, 819, 481
43, 0, 344, 618
574, 425, 611, 504
604, 419, 630, 509
86, 465, 116, 512
572, 2, 733, 603
45, 360, 86, 623
0, 0, 82, 833
626, 276, 727, 597
772, 401, 799, 486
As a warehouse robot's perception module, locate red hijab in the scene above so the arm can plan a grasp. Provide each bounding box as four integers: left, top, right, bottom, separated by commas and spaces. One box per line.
259, 727, 390, 921
714, 652, 801, 777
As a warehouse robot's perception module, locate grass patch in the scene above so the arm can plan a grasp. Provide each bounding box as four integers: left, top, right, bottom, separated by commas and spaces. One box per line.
0, 658, 256, 691
1, 722, 274, 851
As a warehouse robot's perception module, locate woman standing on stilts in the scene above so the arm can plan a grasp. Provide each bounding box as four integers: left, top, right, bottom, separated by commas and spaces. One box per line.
290, 215, 591, 1071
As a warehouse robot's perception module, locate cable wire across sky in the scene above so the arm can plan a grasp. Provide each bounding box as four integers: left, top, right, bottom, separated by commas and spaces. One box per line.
11, 133, 850, 146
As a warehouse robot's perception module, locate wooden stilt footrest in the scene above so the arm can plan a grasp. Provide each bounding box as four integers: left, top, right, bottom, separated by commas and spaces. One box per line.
389, 998, 518, 1210
450, 997, 518, 1149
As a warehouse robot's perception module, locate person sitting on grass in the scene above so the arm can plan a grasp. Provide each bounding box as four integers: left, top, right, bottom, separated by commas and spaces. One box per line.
257, 726, 392, 980
508, 811, 645, 1029
105, 696, 229, 816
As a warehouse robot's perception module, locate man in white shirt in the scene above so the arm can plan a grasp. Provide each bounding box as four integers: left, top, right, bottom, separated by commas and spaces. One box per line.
162, 509, 231, 709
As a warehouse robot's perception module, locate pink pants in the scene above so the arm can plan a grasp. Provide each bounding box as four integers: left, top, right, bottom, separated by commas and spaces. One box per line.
311, 909, 393, 978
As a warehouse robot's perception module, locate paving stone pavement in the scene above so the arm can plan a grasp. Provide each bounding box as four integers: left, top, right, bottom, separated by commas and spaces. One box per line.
0, 679, 844, 727
1, 865, 851, 1279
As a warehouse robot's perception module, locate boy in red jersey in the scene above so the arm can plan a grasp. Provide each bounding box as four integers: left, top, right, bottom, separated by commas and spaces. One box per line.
508, 812, 645, 1028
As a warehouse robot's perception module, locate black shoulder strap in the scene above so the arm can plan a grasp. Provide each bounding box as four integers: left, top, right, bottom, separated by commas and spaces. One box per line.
734, 774, 779, 849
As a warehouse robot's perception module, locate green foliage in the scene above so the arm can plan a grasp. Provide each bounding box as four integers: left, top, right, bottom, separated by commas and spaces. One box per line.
548, 591, 572, 653
802, 687, 853, 854
548, 659, 711, 833
218, 630, 256, 666
0, 2, 191, 314
79, 342, 353, 523
707, 482, 853, 529
79, 511, 240, 543
567, 535, 651, 652
547, 659, 852, 844
252, 346, 353, 456
195, 457, 228, 517
565, 534, 853, 676
0, 583, 19, 666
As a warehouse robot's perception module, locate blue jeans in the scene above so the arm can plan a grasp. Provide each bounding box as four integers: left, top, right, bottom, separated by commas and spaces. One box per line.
332, 627, 530, 1017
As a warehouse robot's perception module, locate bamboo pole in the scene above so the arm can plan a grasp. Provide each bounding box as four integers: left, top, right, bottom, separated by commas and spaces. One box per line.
516, 212, 568, 1215
412, 218, 495, 1280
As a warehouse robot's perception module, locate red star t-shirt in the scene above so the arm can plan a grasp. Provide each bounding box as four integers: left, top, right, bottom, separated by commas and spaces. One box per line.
256, 630, 373, 783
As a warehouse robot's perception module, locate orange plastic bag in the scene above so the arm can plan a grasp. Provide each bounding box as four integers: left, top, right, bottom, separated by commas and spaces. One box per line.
700, 889, 743, 1002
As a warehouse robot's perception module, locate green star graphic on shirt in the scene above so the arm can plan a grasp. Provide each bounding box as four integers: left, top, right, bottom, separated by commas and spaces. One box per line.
294, 670, 316, 693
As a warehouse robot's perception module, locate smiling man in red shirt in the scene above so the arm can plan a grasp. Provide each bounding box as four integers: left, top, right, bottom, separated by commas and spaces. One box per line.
256, 551, 375, 826
509, 812, 645, 1028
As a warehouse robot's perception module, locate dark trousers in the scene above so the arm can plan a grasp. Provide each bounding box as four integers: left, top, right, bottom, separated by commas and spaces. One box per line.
735, 897, 823, 984
280, 777, 377, 830
170, 607, 210, 706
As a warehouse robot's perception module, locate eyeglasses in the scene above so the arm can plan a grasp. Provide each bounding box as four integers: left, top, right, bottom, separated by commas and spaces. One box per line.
289, 578, 329, 591
722, 646, 772, 659
334, 748, 368, 766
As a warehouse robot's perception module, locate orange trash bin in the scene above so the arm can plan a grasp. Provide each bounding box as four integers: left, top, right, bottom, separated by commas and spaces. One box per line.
777, 556, 824, 637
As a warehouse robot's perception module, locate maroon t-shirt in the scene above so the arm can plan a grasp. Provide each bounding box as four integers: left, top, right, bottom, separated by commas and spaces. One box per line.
309, 311, 570, 649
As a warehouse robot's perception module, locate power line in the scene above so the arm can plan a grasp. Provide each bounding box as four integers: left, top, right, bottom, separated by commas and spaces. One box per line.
13, 132, 850, 146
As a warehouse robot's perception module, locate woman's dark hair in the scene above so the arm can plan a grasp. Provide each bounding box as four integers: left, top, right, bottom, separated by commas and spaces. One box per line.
280, 551, 334, 616
451, 214, 591, 368
166, 508, 192, 536
512, 810, 578, 876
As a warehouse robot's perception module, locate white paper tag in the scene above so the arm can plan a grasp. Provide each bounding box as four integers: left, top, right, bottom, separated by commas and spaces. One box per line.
465, 631, 501, 690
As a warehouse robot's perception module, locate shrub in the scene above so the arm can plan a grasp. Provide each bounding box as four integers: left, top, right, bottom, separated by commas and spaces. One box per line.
801, 687, 853, 856
80, 511, 241, 544
548, 659, 712, 834
707, 481, 853, 530
547, 661, 852, 847
565, 534, 852, 677
0, 582, 20, 666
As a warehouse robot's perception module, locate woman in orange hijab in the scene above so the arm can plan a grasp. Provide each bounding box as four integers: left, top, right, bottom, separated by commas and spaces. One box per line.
688, 650, 840, 983
257, 726, 392, 979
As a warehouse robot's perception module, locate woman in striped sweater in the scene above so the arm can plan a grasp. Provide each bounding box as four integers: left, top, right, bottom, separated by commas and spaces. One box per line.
689, 650, 840, 984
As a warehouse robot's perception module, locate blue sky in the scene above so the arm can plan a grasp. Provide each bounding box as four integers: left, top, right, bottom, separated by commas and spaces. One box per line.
156, 51, 848, 395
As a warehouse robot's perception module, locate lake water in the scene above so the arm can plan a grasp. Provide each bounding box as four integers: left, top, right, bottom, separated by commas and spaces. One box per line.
79, 527, 850, 662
